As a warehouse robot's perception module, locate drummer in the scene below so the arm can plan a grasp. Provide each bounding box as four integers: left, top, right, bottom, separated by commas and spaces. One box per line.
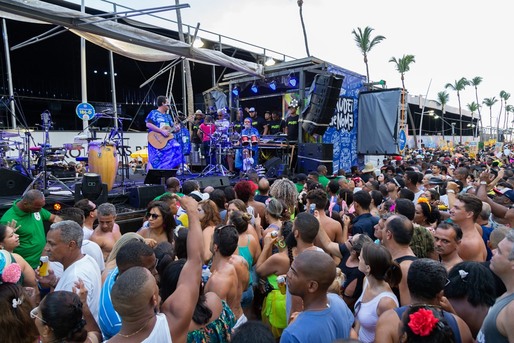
235, 117, 259, 170
215, 109, 235, 174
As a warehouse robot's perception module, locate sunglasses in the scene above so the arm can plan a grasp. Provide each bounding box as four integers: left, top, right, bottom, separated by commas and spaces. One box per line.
146, 213, 161, 220
30, 307, 46, 324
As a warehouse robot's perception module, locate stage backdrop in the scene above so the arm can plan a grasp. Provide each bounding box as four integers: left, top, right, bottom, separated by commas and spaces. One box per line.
322, 66, 366, 173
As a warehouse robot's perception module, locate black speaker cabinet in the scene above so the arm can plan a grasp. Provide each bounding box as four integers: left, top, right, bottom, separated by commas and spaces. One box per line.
128, 185, 165, 209
0, 169, 32, 196
144, 169, 177, 185
297, 143, 333, 174
302, 74, 344, 136
264, 157, 287, 178
196, 176, 230, 190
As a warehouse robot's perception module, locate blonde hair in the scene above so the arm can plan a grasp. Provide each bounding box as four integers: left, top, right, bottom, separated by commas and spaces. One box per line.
270, 178, 298, 211
105, 232, 145, 265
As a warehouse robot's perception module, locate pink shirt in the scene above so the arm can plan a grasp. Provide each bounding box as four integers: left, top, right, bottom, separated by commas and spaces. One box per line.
199, 123, 216, 142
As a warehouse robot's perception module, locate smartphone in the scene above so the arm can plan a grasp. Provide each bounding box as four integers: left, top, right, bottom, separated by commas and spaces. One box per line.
309, 203, 316, 214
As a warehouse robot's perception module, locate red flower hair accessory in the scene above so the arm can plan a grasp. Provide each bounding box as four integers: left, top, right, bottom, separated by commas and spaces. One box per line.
408, 308, 439, 337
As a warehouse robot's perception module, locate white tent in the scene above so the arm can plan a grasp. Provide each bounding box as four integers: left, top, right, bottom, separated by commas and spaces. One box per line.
0, 0, 263, 76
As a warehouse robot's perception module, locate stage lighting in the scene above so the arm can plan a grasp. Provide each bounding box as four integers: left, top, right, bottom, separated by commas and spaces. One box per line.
269, 81, 277, 91
288, 75, 298, 87
251, 82, 258, 93
193, 38, 204, 48
74, 173, 108, 204
232, 86, 240, 97
264, 57, 275, 66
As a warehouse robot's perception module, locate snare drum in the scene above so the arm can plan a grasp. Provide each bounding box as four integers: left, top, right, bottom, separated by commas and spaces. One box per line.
250, 135, 259, 145
241, 135, 250, 146
88, 142, 118, 191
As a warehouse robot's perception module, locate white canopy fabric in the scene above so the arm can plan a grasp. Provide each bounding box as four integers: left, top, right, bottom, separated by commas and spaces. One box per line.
0, 0, 263, 76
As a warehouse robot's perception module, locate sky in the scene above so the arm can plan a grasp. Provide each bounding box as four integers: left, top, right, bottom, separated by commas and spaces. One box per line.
65, 0, 513, 128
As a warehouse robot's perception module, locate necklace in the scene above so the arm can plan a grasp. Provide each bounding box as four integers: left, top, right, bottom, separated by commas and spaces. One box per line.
117, 317, 153, 338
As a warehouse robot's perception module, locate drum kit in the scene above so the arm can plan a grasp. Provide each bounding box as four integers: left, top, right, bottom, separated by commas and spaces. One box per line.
1, 110, 123, 194
201, 117, 260, 176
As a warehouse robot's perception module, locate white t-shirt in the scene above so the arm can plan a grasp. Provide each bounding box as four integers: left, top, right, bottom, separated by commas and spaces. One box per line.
142, 313, 172, 343
83, 226, 94, 241
50, 240, 105, 277
54, 254, 101, 322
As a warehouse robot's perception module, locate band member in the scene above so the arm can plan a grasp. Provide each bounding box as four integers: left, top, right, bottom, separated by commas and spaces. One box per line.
269, 110, 286, 135
145, 95, 182, 170
198, 115, 217, 166
235, 118, 259, 170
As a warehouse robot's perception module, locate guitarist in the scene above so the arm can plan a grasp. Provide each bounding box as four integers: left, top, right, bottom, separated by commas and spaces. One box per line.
145, 95, 182, 170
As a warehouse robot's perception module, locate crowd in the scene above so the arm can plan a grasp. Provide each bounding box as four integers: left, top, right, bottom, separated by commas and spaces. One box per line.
1, 144, 514, 342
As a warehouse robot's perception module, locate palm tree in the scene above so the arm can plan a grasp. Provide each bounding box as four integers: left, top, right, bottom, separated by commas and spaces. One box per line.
445, 77, 469, 144
499, 90, 511, 140
351, 26, 386, 82
297, 0, 310, 57
483, 97, 498, 139
466, 102, 479, 137
389, 54, 417, 147
505, 105, 514, 139
469, 76, 484, 138
435, 91, 450, 142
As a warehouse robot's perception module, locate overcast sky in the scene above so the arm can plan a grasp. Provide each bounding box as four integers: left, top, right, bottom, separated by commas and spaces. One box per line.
66, 0, 512, 127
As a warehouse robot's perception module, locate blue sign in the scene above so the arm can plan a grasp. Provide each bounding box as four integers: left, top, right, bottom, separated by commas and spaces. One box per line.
76, 102, 96, 120
398, 129, 407, 153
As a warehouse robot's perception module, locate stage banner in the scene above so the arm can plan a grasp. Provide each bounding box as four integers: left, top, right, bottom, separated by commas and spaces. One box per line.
322, 67, 366, 173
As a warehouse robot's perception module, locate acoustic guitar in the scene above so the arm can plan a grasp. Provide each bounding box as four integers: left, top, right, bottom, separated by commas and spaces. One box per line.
148, 113, 195, 149
148, 131, 174, 149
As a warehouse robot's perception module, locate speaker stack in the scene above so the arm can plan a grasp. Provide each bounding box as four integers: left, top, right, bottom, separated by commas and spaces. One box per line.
297, 143, 333, 175
301, 74, 344, 136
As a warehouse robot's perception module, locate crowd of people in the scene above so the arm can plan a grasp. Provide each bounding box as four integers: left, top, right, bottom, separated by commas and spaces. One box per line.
1, 144, 514, 342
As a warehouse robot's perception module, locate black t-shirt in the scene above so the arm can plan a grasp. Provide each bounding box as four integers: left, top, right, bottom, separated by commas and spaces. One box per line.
251, 115, 267, 135
286, 115, 299, 141
269, 119, 286, 135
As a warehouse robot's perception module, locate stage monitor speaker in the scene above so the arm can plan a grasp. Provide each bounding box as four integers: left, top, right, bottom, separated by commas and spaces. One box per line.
196, 176, 230, 190
0, 169, 32, 196
357, 89, 402, 154
129, 185, 166, 209
302, 74, 344, 136
264, 157, 286, 178
297, 143, 334, 174
144, 169, 177, 185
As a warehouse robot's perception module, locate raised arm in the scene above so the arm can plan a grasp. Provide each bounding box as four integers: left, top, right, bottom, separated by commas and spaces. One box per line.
313, 210, 344, 258
162, 196, 203, 342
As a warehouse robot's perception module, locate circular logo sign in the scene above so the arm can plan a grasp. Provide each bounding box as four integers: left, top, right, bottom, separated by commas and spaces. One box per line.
76, 102, 96, 120
398, 129, 407, 153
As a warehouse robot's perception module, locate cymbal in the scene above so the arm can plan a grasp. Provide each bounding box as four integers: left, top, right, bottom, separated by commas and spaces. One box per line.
0, 131, 20, 138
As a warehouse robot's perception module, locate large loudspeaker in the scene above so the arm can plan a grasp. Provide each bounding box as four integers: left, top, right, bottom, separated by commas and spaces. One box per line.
302, 74, 344, 135
0, 169, 32, 196
297, 143, 333, 174
144, 169, 177, 185
129, 185, 165, 209
264, 157, 287, 178
357, 89, 402, 154
196, 176, 230, 190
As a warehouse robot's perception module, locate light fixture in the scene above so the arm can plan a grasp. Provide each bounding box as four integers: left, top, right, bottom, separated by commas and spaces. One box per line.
288, 75, 298, 87
193, 38, 204, 48
251, 82, 258, 94
232, 86, 240, 97
264, 57, 275, 66
269, 81, 277, 91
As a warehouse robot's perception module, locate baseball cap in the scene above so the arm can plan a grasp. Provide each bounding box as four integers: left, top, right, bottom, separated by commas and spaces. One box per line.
493, 188, 514, 202
189, 190, 210, 202
249, 107, 256, 112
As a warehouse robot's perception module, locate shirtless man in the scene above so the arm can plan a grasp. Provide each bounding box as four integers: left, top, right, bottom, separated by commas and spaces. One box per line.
90, 203, 121, 261
449, 193, 487, 262
75, 199, 97, 240
205, 224, 249, 330
307, 189, 345, 244
434, 222, 463, 271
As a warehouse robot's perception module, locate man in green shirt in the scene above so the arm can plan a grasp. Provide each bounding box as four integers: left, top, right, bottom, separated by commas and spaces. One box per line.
0, 190, 60, 268
317, 165, 330, 188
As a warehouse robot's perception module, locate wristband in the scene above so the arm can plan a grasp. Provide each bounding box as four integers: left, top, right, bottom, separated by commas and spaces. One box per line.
447, 190, 455, 194
480, 181, 487, 185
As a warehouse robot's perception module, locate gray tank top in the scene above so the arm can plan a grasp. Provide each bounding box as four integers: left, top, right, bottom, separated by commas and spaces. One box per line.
477, 292, 514, 343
